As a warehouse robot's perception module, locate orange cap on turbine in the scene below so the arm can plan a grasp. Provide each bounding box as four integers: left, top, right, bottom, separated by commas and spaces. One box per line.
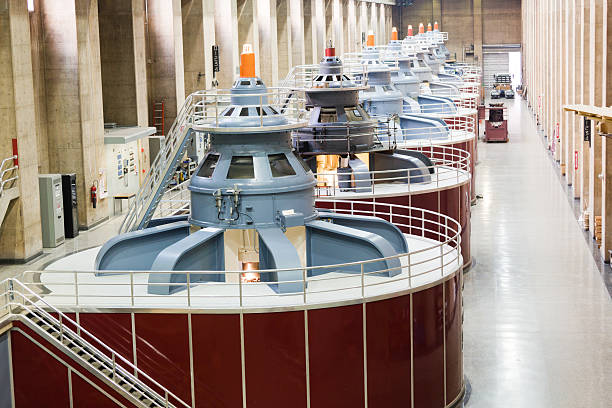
366, 30, 375, 46
239, 44, 255, 78
391, 27, 398, 41
419, 23, 425, 34
427, 22, 432, 32
434, 21, 439, 30
408, 25, 413, 36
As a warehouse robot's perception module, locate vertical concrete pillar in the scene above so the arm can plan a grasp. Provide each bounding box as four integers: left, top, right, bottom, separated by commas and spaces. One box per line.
214, 0, 239, 87
277, 0, 292, 81
369, 2, 377, 42
237, 0, 259, 76
311, 0, 325, 63
564, 0, 572, 182
303, 0, 313, 63
472, 0, 483, 71
573, 0, 582, 198
289, 0, 305, 67
346, 0, 357, 53
359, 0, 367, 48
99, 0, 148, 126
40, 0, 109, 228
147, 0, 185, 128
256, 0, 279, 85
378, 4, 385, 43
324, 0, 332, 45
182, 0, 206, 96
331, 0, 344, 55
602, 0, 612, 260
582, 0, 591, 213
588, 0, 604, 235
0, 0, 42, 261
202, 0, 216, 89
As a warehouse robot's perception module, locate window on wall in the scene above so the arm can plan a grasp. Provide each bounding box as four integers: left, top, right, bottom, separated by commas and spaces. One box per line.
268, 154, 296, 177
197, 154, 220, 178
227, 156, 255, 179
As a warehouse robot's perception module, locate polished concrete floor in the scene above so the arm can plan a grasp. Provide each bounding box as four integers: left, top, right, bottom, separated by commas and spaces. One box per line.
464, 98, 612, 407
1, 98, 611, 407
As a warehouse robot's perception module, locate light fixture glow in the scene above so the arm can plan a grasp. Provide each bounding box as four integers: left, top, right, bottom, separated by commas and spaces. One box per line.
27, 0, 34, 12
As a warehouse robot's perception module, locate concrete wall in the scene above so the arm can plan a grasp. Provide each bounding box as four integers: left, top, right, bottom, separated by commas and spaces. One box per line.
393, 0, 522, 62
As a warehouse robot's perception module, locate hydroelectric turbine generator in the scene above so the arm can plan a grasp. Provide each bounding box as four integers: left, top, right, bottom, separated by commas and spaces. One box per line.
95, 44, 409, 295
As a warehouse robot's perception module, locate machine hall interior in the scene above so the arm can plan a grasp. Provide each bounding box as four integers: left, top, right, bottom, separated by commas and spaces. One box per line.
0, 1, 611, 408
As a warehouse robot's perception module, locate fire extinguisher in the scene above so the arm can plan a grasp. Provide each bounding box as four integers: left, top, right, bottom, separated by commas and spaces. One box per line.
90, 183, 97, 208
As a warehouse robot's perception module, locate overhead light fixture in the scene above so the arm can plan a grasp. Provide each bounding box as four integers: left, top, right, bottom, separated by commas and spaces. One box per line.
27, 0, 34, 12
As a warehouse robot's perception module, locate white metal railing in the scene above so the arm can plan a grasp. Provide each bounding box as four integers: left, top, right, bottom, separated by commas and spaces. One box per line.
0, 278, 191, 408
154, 179, 191, 218
0, 155, 18, 198
314, 145, 470, 197
20, 202, 461, 309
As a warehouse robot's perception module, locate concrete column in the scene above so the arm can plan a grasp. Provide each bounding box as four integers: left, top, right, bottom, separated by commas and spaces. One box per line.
369, 2, 377, 41
99, 0, 148, 126
378, 4, 386, 43
277, 0, 292, 81
182, 0, 206, 95
346, 0, 357, 53
202, 0, 216, 89
325, 0, 332, 45
572, 0, 582, 198
147, 0, 185, 128
214, 0, 239, 87
312, 0, 325, 63
331, 0, 344, 54
289, 0, 305, 66
40, 0, 109, 228
0, 0, 43, 261
588, 0, 604, 235
256, 0, 279, 85
582, 0, 591, 213
303, 0, 313, 64
562, 0, 570, 179
237, 0, 259, 76
599, 0, 610, 260
358, 1, 367, 48
473, 0, 483, 69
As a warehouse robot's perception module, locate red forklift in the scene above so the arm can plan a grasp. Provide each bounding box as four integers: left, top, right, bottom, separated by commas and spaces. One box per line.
484, 103, 508, 142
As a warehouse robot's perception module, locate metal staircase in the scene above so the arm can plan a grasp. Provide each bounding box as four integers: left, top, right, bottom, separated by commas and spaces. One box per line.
0, 155, 19, 228
1, 278, 191, 408
119, 95, 197, 233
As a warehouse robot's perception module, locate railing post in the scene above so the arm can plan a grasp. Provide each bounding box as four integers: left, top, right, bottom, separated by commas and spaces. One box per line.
187, 272, 191, 308
130, 272, 135, 307
165, 390, 169, 408
361, 262, 365, 299
238, 272, 243, 308
112, 353, 116, 382
74, 271, 79, 307
303, 268, 307, 304
59, 313, 64, 343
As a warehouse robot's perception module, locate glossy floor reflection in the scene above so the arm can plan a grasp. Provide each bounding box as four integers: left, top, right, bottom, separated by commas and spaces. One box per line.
464, 98, 612, 407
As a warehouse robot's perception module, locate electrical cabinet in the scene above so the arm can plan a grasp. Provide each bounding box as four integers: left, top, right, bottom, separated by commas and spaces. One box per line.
61, 174, 79, 238
39, 174, 65, 248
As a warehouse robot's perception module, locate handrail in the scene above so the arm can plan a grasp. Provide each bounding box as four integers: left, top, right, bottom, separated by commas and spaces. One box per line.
0, 155, 18, 199
0, 278, 192, 408
19, 201, 462, 310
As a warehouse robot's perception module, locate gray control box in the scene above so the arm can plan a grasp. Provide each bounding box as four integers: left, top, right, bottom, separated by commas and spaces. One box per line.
39, 174, 65, 248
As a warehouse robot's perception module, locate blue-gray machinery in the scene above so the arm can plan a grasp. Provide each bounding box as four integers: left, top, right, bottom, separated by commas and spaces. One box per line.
293, 43, 434, 193
95, 50, 412, 295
